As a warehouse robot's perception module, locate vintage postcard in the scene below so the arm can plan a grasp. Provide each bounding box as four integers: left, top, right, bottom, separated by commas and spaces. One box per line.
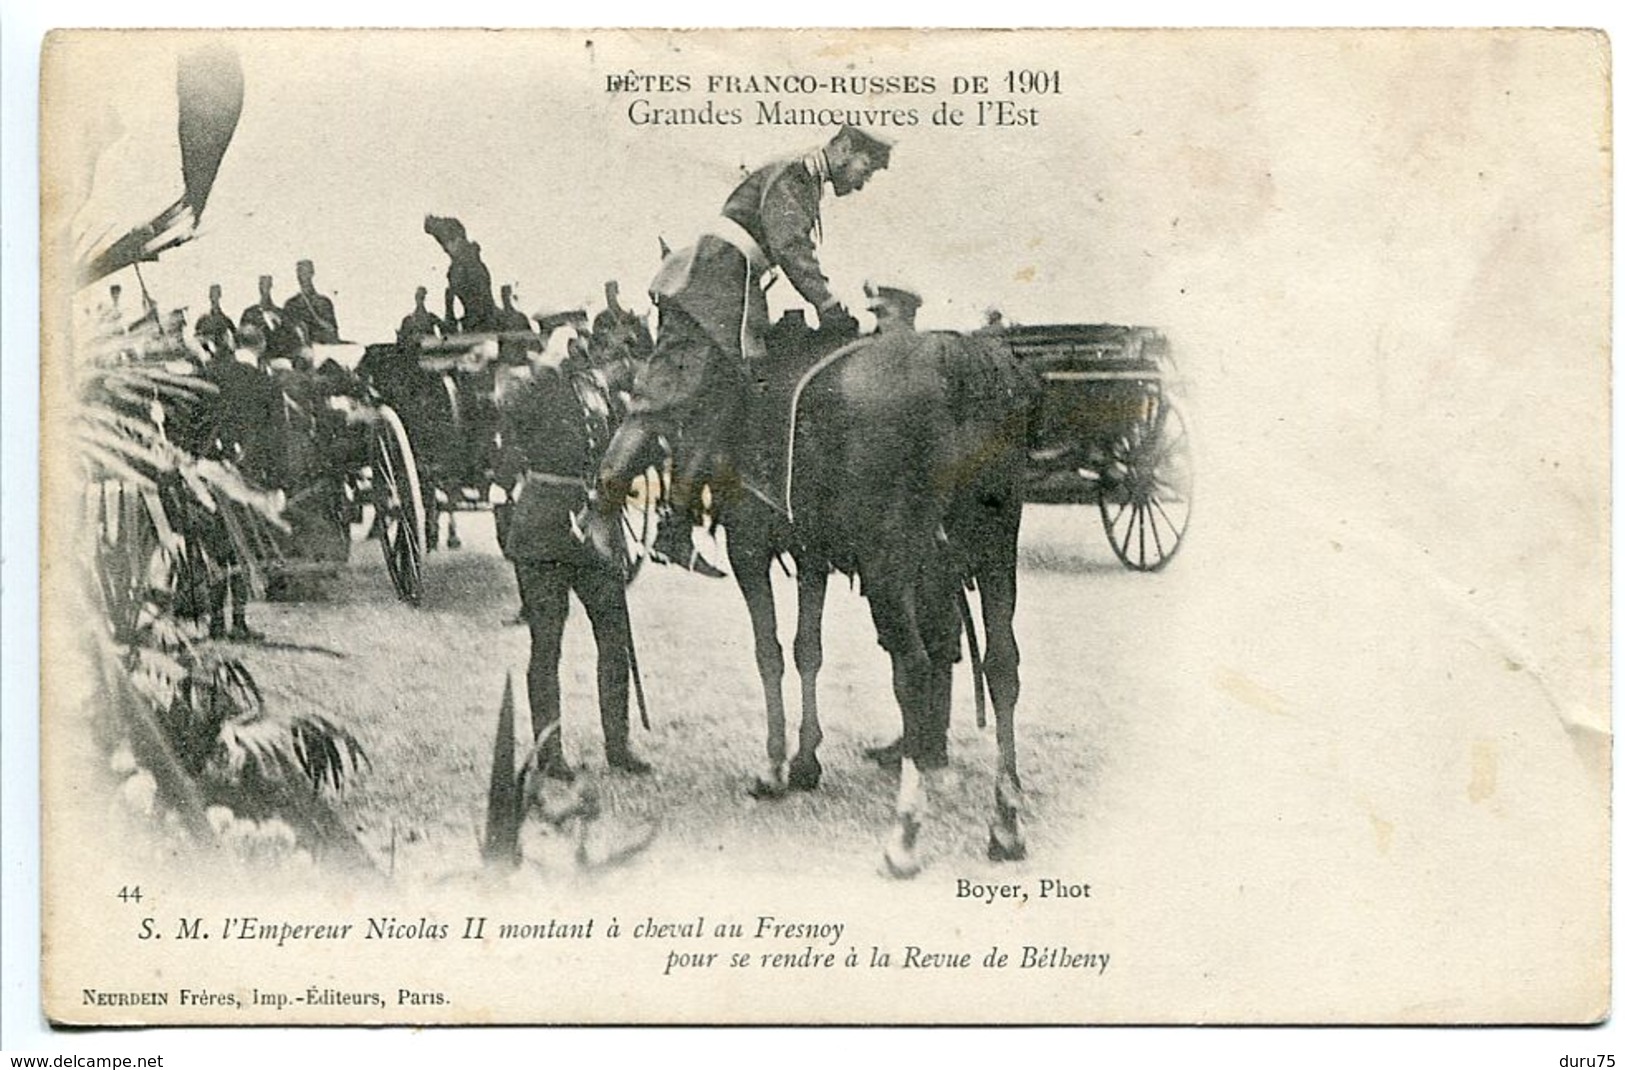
39, 27, 1609, 1026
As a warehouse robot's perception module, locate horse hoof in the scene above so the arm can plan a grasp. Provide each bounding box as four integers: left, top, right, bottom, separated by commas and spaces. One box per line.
883, 849, 923, 880
864, 738, 904, 771
882, 812, 923, 879
747, 776, 787, 801
987, 827, 1027, 863
787, 756, 822, 792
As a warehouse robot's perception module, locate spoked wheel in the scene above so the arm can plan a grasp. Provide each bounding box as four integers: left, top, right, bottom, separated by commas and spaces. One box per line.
370, 404, 426, 604
1097, 391, 1194, 572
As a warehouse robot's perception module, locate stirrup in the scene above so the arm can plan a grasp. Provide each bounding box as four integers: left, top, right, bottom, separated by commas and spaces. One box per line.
653, 524, 726, 579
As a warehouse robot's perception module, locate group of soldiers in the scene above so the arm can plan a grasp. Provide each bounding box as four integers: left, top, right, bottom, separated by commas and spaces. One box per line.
189, 259, 342, 366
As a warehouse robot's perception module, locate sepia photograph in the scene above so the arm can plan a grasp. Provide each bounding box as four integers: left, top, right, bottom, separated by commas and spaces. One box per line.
17, 18, 1610, 1044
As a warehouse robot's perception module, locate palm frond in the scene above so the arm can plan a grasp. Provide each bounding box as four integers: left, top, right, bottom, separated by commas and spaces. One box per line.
76, 420, 169, 471
137, 485, 185, 555
289, 713, 371, 795
80, 440, 160, 490
80, 407, 166, 447
217, 713, 301, 783
192, 458, 289, 528
174, 463, 219, 513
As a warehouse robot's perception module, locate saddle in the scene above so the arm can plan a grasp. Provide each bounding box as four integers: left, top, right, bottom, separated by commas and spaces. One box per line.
736, 320, 1039, 521
736, 318, 859, 519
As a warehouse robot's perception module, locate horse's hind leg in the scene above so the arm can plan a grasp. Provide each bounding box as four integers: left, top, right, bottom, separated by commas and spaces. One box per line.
788, 562, 828, 792
980, 518, 1026, 862
917, 558, 962, 772
870, 584, 933, 878
730, 524, 789, 799
885, 756, 927, 879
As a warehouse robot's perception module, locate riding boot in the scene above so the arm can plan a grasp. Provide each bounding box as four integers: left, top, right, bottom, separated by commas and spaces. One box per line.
599, 634, 650, 773
228, 614, 264, 643
650, 444, 727, 578
604, 733, 652, 775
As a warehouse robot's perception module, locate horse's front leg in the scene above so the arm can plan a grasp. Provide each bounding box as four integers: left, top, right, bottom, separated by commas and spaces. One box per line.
788, 560, 828, 791
730, 534, 789, 799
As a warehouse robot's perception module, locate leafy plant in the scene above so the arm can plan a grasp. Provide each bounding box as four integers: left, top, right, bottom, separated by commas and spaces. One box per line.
77, 322, 372, 869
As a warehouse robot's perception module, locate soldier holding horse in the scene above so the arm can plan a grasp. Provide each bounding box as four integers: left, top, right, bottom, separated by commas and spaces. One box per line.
498, 317, 651, 780
723, 282, 1039, 876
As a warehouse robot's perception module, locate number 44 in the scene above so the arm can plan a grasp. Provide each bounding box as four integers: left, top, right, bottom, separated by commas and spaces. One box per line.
116, 886, 142, 903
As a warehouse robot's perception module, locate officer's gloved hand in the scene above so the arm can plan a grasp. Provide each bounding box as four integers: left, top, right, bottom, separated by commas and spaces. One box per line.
820, 304, 860, 340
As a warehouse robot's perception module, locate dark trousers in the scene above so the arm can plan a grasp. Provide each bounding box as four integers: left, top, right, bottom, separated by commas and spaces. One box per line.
601, 306, 747, 517
513, 556, 632, 762
176, 495, 249, 636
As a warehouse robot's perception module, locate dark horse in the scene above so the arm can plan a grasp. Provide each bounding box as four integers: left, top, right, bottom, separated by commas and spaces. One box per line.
719, 323, 1039, 877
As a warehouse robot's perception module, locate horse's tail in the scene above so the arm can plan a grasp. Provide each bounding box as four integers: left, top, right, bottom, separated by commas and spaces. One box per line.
940, 330, 1042, 429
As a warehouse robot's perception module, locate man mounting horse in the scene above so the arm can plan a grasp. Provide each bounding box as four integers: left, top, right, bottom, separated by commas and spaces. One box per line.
582, 124, 891, 576
579, 129, 1038, 876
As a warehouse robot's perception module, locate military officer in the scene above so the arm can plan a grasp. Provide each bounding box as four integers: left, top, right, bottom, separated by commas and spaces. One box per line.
240, 274, 300, 366
584, 125, 892, 574
176, 322, 284, 640
398, 285, 448, 350
194, 283, 237, 357
590, 280, 654, 367
495, 285, 538, 364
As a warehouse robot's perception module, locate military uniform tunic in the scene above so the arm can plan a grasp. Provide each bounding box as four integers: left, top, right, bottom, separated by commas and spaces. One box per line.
499, 364, 634, 759
635, 155, 833, 419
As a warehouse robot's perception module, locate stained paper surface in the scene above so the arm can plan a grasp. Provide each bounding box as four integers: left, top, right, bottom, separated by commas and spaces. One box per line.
39, 28, 1609, 1025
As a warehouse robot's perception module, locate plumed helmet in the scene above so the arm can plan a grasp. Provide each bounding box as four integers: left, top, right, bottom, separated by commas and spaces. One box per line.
424, 215, 467, 244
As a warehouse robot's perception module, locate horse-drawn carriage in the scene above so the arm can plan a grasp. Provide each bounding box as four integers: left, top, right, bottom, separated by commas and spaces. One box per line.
244, 342, 430, 604
264, 315, 1193, 615
271, 330, 566, 606
1012, 324, 1194, 571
